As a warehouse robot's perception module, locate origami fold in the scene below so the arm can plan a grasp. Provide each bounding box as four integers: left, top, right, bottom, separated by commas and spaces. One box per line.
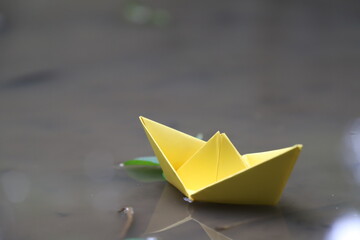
139, 116, 302, 205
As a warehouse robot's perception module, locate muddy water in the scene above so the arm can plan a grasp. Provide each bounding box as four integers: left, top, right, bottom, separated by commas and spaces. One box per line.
1, 0, 360, 239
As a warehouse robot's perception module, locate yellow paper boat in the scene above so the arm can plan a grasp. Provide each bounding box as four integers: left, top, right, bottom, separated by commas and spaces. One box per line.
139, 116, 302, 205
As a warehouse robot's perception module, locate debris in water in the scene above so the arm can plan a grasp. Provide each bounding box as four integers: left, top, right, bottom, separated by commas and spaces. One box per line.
118, 206, 134, 239
183, 197, 193, 203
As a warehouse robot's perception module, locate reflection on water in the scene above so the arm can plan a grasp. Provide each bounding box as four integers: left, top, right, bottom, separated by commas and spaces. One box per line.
326, 212, 360, 240
121, 165, 165, 183
143, 184, 294, 240
145, 185, 233, 240
326, 119, 360, 240
343, 118, 360, 184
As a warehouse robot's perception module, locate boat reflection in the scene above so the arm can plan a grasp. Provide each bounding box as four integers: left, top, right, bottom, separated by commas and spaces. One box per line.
145, 184, 232, 240
144, 184, 288, 240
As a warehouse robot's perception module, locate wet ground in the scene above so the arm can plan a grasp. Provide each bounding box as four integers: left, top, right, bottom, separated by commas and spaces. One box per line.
1, 0, 360, 239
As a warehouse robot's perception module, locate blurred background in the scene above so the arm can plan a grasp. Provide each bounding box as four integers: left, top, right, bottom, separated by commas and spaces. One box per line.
1, 1, 360, 239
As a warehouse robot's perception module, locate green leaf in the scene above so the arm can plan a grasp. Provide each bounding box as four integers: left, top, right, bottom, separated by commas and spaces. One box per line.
123, 165, 165, 182
123, 156, 159, 166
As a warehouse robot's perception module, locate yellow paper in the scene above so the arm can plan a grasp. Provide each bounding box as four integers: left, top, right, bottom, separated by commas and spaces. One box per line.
139, 116, 302, 205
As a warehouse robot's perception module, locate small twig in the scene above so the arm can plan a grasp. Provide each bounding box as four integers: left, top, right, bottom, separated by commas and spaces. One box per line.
118, 207, 134, 240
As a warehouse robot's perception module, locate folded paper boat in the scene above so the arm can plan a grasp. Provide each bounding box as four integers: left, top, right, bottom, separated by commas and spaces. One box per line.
139, 116, 302, 205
